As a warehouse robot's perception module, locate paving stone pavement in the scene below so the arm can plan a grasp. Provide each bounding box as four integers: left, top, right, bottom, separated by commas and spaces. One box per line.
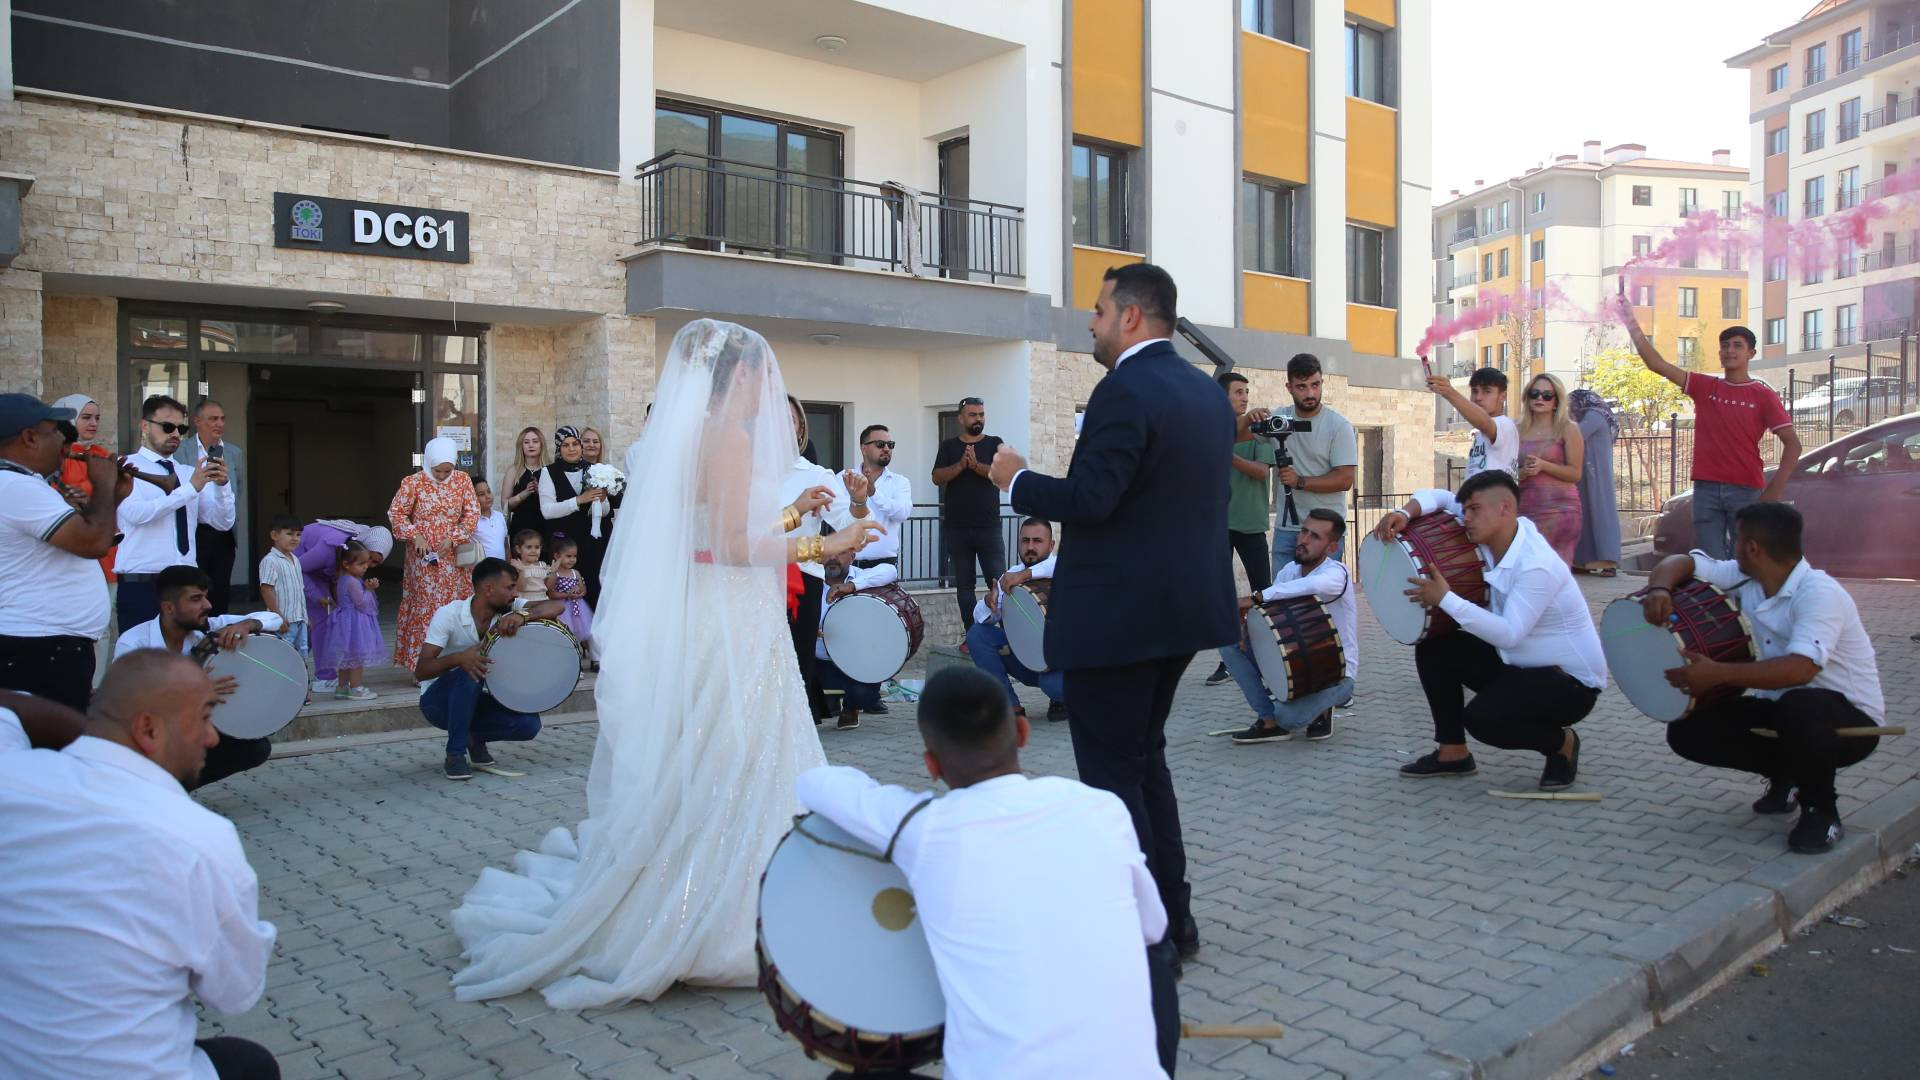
195, 574, 1920, 1079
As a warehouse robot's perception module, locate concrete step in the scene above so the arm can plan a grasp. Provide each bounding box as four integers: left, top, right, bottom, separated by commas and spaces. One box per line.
274, 665, 597, 743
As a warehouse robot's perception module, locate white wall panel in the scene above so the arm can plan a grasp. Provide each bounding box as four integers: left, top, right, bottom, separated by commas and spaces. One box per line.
1149, 0, 1232, 109
1148, 99, 1235, 325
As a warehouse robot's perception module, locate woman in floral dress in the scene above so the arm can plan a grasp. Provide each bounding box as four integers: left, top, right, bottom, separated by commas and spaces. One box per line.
388, 436, 481, 673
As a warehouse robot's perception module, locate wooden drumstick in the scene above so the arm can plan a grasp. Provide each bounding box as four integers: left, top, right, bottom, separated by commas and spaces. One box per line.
1182, 1022, 1286, 1040
1750, 726, 1902, 738
1488, 790, 1605, 802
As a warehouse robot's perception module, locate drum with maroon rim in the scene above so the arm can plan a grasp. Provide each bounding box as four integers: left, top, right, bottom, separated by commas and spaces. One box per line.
1600, 580, 1754, 722
821, 584, 924, 684
1358, 511, 1489, 644
1244, 595, 1346, 702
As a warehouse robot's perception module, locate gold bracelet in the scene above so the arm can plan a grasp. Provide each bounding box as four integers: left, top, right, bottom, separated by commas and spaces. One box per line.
780, 506, 801, 532
798, 536, 824, 562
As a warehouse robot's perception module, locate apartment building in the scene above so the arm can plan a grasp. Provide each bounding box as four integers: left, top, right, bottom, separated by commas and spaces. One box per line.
0, 0, 1434, 590
1727, 0, 1920, 382
1429, 144, 1749, 393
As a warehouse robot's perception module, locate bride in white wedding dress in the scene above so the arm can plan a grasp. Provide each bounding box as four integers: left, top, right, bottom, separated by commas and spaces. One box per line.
449, 320, 880, 1008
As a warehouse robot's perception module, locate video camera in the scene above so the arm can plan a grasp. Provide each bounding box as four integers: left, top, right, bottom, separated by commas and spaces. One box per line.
1248, 413, 1311, 472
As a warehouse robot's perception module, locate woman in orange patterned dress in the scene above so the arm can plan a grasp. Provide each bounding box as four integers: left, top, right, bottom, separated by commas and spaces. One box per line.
388, 437, 481, 673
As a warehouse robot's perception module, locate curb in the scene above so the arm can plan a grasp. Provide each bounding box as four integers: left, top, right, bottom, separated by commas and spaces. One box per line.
1380, 777, 1920, 1080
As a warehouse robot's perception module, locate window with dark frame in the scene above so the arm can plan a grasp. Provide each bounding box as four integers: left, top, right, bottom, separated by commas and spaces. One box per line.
1722, 288, 1742, 319
1345, 22, 1387, 104
1805, 42, 1827, 85
1724, 190, 1743, 217
1241, 178, 1300, 276
652, 100, 844, 258
1766, 317, 1786, 346
1840, 97, 1862, 141
1678, 287, 1698, 318
1806, 108, 1826, 152
1768, 64, 1789, 92
1530, 238, 1545, 262
1242, 0, 1300, 44
1347, 223, 1388, 306
1071, 141, 1131, 250
1766, 126, 1789, 156
1632, 185, 1652, 206
1840, 29, 1861, 73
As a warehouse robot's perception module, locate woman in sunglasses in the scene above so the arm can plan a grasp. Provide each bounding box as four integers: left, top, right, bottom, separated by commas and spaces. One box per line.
1514, 373, 1585, 565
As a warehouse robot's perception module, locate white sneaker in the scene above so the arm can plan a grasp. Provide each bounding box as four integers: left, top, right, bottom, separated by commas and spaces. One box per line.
311, 678, 336, 693
343, 686, 377, 701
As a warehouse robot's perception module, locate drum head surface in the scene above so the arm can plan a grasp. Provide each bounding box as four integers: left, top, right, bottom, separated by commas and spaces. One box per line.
1003, 587, 1049, 672
759, 814, 945, 1034
1243, 608, 1294, 699
485, 622, 580, 713
207, 634, 308, 739
1359, 536, 1430, 645
1600, 599, 1690, 722
821, 595, 910, 684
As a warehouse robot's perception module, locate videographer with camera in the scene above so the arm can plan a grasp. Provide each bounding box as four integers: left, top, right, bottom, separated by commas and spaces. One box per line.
1263, 354, 1356, 574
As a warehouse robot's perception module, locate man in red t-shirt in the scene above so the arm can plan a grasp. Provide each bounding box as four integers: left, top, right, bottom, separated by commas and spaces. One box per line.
1617, 304, 1800, 558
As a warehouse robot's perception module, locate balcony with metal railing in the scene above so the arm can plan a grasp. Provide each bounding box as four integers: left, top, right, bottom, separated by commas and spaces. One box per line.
1452, 226, 1477, 244
1866, 317, 1917, 340
1451, 269, 1479, 289
1867, 28, 1920, 62
633, 151, 1024, 282
1803, 331, 1825, 351
1861, 241, 1920, 271
1836, 324, 1860, 346
1805, 196, 1826, 217
1865, 92, 1920, 132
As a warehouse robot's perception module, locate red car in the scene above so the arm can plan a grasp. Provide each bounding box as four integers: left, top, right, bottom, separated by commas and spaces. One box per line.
1652, 411, 1920, 579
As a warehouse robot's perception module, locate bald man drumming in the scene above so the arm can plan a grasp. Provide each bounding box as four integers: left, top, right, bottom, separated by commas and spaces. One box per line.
0, 651, 281, 1079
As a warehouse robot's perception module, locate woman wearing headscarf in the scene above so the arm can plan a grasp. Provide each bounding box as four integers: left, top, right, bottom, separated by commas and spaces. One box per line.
1570, 389, 1622, 575
538, 426, 619, 608
388, 437, 480, 672
296, 520, 394, 693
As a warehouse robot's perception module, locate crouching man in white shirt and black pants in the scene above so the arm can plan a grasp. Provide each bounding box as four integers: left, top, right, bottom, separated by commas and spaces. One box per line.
115, 564, 283, 790
1642, 502, 1885, 854
1374, 470, 1609, 790
1225, 509, 1357, 745
0, 651, 280, 1079
798, 665, 1176, 1079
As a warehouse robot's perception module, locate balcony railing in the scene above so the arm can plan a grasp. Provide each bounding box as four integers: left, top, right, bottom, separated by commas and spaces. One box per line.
1836, 325, 1860, 346
1867, 30, 1920, 62
1862, 242, 1919, 271
1865, 92, 1920, 131
1806, 197, 1826, 217
1678, 204, 1701, 218
1805, 133, 1826, 152
1803, 331, 1824, 350
1805, 64, 1826, 87
634, 151, 1025, 283
1452, 269, 1479, 288
1838, 120, 1861, 142
1866, 317, 1917, 341
1838, 185, 1862, 209
1452, 226, 1476, 243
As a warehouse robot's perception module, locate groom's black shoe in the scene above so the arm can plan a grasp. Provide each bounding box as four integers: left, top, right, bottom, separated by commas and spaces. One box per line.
1172, 914, 1200, 959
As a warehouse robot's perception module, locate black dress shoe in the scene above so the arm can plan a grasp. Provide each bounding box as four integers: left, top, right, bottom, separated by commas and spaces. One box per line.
863, 702, 889, 715
1047, 700, 1069, 722
1539, 729, 1579, 791
1400, 750, 1477, 777
1172, 915, 1199, 959
1753, 778, 1797, 815
1789, 807, 1843, 854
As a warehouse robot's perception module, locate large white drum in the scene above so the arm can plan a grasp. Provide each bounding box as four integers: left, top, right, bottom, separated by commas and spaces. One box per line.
482, 619, 581, 714
1002, 580, 1051, 673
1357, 512, 1489, 645
821, 585, 924, 684
1600, 582, 1752, 722
756, 813, 945, 1069
206, 634, 308, 739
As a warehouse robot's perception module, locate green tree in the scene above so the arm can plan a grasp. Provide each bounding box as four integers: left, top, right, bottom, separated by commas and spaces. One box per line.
1584, 346, 1689, 428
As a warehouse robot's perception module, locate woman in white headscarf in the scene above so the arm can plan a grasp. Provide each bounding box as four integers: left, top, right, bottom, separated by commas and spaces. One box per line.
451, 319, 882, 1008
387, 436, 480, 672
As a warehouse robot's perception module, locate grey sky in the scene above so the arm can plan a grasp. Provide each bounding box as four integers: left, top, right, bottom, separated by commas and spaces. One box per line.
1430, 0, 1815, 197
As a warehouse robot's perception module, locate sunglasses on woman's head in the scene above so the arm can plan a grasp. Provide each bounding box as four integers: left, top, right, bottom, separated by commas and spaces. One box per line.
1526, 389, 1557, 401
146, 419, 189, 434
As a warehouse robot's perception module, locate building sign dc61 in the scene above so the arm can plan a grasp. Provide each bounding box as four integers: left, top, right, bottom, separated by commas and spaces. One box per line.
272, 193, 470, 263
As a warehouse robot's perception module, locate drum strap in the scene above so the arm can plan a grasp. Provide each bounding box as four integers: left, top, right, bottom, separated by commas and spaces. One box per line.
792, 797, 937, 865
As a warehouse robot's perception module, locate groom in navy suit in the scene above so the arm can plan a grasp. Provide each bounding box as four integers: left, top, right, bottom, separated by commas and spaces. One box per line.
990, 263, 1239, 974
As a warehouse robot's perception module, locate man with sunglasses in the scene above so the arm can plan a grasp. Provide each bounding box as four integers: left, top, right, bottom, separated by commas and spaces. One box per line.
116, 395, 233, 629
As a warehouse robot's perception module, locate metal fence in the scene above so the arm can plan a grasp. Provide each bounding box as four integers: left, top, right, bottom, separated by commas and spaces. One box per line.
895, 507, 1027, 589
633, 151, 1025, 283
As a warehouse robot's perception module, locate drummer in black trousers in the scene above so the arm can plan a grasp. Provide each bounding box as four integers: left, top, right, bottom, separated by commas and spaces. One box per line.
1643, 502, 1885, 854
112, 565, 280, 788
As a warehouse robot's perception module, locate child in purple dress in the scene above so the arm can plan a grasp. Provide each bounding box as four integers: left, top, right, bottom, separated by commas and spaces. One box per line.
316, 541, 386, 700
549, 536, 595, 671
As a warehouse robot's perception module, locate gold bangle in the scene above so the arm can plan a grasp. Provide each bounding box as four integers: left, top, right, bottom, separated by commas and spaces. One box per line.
798, 536, 824, 562
781, 506, 801, 532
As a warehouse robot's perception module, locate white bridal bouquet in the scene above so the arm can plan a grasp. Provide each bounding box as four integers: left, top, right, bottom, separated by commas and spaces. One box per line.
585, 462, 626, 539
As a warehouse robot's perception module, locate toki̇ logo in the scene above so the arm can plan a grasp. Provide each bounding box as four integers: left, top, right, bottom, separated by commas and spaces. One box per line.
289, 199, 324, 242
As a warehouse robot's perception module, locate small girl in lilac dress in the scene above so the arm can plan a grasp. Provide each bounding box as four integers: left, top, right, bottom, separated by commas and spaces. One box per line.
549, 536, 595, 670
316, 541, 386, 700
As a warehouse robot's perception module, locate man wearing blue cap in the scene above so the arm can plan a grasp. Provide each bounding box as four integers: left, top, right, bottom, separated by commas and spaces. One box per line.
0, 393, 129, 709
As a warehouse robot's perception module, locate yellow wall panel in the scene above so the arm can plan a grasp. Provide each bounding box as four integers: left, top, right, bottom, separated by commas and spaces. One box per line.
1348, 304, 1397, 357
1072, 245, 1144, 310
1346, 98, 1396, 227
1073, 0, 1144, 146
1243, 272, 1310, 335
1346, 0, 1396, 27
1241, 32, 1309, 185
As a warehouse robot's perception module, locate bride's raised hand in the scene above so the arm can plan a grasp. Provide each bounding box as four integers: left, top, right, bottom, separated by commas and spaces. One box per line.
790, 484, 835, 516
822, 518, 884, 559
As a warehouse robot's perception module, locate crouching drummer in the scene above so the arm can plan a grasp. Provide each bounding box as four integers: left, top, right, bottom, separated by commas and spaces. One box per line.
965, 517, 1065, 724
1222, 510, 1356, 746
416, 558, 563, 781
1644, 503, 1885, 855
815, 552, 900, 731
797, 665, 1176, 1079
114, 564, 281, 789
1373, 471, 1607, 788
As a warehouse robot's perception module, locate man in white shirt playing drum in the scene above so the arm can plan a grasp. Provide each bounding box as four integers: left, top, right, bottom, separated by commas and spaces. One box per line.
0, 649, 280, 1080
1223, 509, 1358, 745
815, 551, 901, 731
797, 665, 1174, 1080
1373, 470, 1608, 789
115, 564, 283, 790
416, 558, 564, 781
964, 517, 1064, 724
1642, 502, 1885, 854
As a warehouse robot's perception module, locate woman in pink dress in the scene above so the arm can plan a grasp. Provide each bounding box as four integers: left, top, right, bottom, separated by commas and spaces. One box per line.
387, 437, 481, 672
1515, 373, 1586, 565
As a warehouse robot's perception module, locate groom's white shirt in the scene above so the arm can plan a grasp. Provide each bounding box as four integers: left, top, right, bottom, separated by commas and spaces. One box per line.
798, 766, 1169, 1080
